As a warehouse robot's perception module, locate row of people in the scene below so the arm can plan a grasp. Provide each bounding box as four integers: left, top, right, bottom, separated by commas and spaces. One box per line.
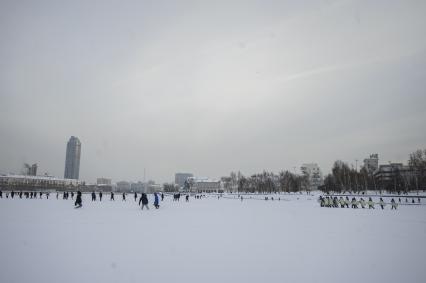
319, 196, 398, 210
0, 190, 50, 199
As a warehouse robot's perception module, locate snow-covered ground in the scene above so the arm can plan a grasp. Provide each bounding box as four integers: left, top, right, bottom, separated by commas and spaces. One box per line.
1, 193, 425, 283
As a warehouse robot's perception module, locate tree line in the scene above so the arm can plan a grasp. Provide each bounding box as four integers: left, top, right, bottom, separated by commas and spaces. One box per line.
162, 148, 426, 193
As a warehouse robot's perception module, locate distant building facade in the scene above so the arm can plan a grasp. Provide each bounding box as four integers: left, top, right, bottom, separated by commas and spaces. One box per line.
64, 136, 81, 179
0, 174, 82, 191
373, 163, 416, 187
130, 182, 145, 193
363, 154, 379, 173
175, 173, 193, 188
188, 177, 221, 193
116, 181, 131, 192
97, 178, 112, 185
301, 163, 324, 190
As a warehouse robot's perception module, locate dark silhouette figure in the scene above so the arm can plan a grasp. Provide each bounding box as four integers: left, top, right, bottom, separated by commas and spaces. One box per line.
122, 192, 126, 201
91, 192, 96, 201
161, 193, 164, 201
74, 191, 82, 208
11, 191, 15, 199
134, 192, 137, 202
110, 192, 114, 201
154, 193, 160, 209
368, 197, 375, 209
379, 198, 385, 209
186, 195, 189, 202
0, 191, 2, 198
99, 191, 103, 201
391, 198, 397, 210
139, 193, 149, 210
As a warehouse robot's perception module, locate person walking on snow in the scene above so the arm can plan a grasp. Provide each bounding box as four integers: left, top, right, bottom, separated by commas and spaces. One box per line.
345, 197, 350, 208
110, 192, 114, 201
122, 192, 126, 201
161, 193, 164, 201
154, 192, 160, 209
360, 198, 366, 209
379, 198, 385, 209
134, 192, 137, 202
99, 191, 103, 201
391, 198, 398, 210
139, 193, 149, 210
74, 191, 82, 208
91, 192, 96, 201
368, 197, 375, 209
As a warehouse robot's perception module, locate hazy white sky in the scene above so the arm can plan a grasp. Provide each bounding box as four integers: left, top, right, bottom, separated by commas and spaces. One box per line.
1, 0, 425, 183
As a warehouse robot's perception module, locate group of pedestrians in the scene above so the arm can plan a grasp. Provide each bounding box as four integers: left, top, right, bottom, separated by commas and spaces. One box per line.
0, 190, 50, 199
319, 196, 399, 210
0, 189, 164, 210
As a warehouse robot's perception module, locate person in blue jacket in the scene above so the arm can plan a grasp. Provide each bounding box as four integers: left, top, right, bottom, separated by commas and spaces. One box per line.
154, 192, 160, 209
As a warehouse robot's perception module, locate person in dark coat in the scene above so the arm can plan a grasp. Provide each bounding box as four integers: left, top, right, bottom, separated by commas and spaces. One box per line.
91, 192, 96, 201
110, 192, 114, 201
154, 193, 160, 209
122, 192, 126, 201
161, 193, 164, 201
186, 195, 189, 202
0, 191, 2, 198
139, 193, 149, 210
99, 191, 103, 201
134, 192, 137, 202
379, 198, 385, 210
74, 191, 82, 208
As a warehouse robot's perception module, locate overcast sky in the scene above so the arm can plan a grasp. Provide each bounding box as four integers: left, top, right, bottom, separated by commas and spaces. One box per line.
1, 0, 425, 183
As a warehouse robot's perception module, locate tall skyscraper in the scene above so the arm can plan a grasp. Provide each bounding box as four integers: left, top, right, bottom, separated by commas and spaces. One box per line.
64, 136, 81, 179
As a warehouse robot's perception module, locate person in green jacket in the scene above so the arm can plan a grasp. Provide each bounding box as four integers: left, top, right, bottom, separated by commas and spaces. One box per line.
339, 197, 345, 208
368, 197, 375, 209
360, 198, 366, 209
345, 197, 350, 208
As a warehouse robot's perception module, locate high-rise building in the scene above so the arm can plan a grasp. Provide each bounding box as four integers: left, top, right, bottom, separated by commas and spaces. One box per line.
64, 136, 81, 179
175, 173, 193, 188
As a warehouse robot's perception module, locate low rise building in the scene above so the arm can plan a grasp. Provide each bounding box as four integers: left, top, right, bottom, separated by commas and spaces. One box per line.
363, 154, 379, 173
0, 174, 83, 191
301, 163, 324, 190
188, 177, 222, 193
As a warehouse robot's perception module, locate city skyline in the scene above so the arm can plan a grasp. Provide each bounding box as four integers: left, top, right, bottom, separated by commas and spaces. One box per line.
1, 0, 425, 183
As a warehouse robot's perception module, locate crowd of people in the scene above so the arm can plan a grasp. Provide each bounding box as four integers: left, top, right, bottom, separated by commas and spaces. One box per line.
1, 189, 422, 211
0, 189, 166, 210
319, 195, 421, 210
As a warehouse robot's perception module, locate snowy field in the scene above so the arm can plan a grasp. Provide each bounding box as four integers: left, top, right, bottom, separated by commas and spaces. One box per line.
1, 193, 426, 283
